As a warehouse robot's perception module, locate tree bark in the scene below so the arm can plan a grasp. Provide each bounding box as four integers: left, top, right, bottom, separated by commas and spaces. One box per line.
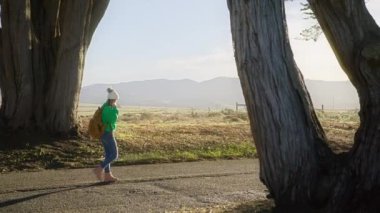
308, 0, 380, 212
228, 0, 380, 211
227, 0, 334, 209
0, 0, 109, 137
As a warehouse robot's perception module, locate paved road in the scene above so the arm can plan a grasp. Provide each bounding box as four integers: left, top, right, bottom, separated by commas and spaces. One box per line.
0, 159, 266, 213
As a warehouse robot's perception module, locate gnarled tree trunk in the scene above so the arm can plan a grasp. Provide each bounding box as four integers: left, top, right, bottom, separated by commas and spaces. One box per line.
308, 0, 380, 212
228, 0, 380, 212
0, 0, 109, 137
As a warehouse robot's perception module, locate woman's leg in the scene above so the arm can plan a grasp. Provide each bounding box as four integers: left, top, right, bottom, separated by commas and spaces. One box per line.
93, 133, 111, 180
101, 133, 111, 173
100, 132, 118, 174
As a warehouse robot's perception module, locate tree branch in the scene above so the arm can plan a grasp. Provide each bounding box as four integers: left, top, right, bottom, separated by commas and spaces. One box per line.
308, 0, 380, 210
84, 0, 110, 48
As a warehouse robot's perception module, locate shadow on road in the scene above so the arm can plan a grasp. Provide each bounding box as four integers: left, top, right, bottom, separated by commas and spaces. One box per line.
0, 182, 110, 208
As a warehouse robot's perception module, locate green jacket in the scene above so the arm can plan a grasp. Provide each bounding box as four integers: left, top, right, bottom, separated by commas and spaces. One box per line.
102, 103, 119, 132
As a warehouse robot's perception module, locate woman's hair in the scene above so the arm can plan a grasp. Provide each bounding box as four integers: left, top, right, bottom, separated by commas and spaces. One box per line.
107, 99, 117, 106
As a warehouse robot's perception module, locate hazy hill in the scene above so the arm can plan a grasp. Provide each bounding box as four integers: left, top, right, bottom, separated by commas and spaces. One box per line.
304, 80, 359, 109
80, 77, 359, 109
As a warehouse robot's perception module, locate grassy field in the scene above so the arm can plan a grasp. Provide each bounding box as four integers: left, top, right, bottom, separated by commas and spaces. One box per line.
316, 110, 358, 152
0, 105, 359, 173
80, 106, 257, 166
80, 105, 358, 153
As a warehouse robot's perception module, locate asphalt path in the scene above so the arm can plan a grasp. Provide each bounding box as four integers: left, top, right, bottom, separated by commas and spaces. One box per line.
0, 159, 266, 213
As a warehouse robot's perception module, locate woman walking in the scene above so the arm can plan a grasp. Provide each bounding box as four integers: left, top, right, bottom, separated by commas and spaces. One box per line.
93, 88, 120, 182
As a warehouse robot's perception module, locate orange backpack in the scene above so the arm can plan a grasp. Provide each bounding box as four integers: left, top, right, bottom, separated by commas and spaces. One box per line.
88, 107, 105, 139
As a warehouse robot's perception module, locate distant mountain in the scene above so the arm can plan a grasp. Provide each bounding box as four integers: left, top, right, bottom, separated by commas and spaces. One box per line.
80, 77, 359, 109
304, 80, 359, 109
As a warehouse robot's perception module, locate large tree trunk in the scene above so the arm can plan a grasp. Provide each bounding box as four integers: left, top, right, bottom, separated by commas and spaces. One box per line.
228, 0, 380, 212
227, 0, 334, 209
0, 0, 109, 137
308, 0, 380, 212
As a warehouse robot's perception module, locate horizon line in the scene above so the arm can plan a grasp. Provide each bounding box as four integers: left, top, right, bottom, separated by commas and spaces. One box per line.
82, 76, 351, 87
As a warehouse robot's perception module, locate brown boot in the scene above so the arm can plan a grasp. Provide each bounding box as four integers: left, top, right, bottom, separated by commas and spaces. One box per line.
93, 165, 104, 181
104, 172, 119, 182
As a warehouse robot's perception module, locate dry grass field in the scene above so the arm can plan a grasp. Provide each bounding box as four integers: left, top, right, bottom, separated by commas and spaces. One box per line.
316, 110, 358, 152
79, 106, 256, 167
0, 105, 359, 173
80, 105, 358, 153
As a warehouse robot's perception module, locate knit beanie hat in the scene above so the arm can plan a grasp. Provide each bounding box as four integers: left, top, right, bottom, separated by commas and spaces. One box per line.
107, 88, 119, 100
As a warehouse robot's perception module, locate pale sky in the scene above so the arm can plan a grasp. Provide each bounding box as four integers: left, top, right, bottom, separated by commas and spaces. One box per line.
82, 0, 380, 86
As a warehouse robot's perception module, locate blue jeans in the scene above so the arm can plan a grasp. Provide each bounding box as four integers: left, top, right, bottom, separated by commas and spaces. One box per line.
100, 131, 118, 173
